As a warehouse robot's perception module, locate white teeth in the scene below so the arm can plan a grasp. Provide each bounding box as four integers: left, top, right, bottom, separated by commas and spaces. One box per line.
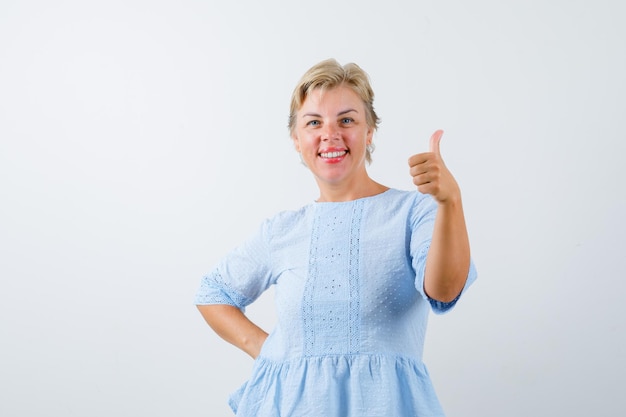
320, 151, 346, 158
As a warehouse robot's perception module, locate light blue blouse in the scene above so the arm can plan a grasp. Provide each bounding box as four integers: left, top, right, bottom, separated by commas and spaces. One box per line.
195, 188, 477, 416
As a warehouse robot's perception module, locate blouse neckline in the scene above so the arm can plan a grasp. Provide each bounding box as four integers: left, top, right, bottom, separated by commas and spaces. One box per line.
313, 188, 395, 205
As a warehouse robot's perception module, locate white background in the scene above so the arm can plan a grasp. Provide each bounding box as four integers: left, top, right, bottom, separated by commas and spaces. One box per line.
1, 1, 625, 416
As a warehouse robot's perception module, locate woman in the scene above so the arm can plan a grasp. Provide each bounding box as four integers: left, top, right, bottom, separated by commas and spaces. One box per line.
195, 58, 477, 416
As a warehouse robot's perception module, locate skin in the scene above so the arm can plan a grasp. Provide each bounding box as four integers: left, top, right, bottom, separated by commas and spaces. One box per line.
197, 304, 268, 359
290, 86, 388, 202
198, 85, 471, 358
408, 130, 471, 302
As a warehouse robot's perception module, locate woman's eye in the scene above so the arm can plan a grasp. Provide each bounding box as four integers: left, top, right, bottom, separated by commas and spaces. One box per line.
341, 118, 353, 124
306, 120, 320, 127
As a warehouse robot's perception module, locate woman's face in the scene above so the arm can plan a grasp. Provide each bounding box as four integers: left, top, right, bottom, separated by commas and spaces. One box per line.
291, 85, 373, 188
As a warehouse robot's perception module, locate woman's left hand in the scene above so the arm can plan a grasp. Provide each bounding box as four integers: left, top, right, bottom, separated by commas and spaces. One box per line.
409, 130, 470, 302
408, 130, 461, 205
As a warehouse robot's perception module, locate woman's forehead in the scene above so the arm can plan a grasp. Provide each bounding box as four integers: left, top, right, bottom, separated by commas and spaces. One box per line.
299, 85, 363, 112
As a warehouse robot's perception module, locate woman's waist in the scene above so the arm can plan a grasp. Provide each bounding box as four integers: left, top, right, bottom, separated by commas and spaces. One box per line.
255, 351, 425, 371
261, 325, 425, 362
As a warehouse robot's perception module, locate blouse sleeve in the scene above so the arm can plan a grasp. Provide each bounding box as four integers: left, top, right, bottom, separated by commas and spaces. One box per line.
194, 219, 276, 311
409, 192, 477, 315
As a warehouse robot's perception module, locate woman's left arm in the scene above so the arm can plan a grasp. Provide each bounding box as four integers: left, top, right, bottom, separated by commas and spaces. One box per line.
408, 130, 471, 302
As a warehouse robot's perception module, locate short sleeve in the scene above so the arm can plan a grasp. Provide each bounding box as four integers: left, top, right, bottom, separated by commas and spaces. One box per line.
409, 193, 477, 314
194, 219, 276, 310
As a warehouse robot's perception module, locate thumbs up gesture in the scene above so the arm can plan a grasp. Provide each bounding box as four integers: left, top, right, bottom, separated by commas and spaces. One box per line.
408, 130, 461, 205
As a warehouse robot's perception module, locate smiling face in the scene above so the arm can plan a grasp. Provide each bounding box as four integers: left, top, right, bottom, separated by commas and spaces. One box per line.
292, 85, 374, 191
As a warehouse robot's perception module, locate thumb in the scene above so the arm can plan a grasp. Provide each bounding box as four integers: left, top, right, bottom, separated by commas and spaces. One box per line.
429, 130, 444, 155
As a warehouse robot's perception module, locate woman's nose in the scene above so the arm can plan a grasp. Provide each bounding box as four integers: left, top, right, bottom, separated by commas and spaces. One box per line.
322, 125, 340, 141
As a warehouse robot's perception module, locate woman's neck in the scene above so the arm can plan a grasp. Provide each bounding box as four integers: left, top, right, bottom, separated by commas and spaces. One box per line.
315, 177, 389, 202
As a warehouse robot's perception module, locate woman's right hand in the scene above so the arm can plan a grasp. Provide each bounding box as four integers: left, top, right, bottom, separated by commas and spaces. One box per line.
197, 304, 268, 359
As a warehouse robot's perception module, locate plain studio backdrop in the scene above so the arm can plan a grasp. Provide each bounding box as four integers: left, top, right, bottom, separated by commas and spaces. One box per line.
1, 0, 624, 416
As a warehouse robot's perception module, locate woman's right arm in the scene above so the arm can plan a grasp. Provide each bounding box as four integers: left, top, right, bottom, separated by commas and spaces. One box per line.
197, 304, 268, 359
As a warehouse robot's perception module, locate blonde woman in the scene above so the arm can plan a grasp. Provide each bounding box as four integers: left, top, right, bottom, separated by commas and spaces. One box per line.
196, 58, 477, 416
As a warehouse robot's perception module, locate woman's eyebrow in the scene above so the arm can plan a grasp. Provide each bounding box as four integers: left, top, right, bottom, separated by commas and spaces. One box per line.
337, 109, 357, 116
301, 109, 358, 118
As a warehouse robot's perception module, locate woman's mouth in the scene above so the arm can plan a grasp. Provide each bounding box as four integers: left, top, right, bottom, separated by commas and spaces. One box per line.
319, 150, 348, 159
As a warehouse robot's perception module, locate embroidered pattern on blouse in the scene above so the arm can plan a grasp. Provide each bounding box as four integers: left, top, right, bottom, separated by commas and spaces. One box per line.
195, 270, 252, 309
303, 201, 364, 356
347, 201, 362, 353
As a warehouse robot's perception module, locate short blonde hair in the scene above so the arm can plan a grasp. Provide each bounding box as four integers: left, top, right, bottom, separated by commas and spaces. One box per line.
288, 59, 380, 163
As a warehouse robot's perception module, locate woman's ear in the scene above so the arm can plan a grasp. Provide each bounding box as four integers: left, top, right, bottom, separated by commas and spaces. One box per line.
291, 134, 301, 153
366, 126, 374, 146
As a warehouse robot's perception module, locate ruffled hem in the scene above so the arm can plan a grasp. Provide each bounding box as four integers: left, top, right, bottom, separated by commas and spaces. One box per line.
228, 381, 247, 414
229, 354, 445, 417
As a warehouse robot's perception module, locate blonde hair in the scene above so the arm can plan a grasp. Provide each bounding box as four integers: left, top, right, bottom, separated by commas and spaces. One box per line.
288, 59, 380, 163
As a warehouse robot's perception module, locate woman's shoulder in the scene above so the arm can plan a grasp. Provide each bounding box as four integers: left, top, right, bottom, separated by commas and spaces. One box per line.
262, 189, 434, 227
370, 189, 437, 226
262, 204, 313, 233
373, 188, 434, 206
